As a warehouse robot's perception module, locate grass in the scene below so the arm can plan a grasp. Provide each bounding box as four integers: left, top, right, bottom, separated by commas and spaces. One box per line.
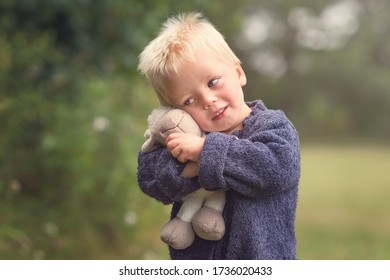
296, 144, 390, 259
138, 144, 390, 260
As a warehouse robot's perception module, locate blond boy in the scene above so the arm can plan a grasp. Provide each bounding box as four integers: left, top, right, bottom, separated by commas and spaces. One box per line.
138, 13, 300, 260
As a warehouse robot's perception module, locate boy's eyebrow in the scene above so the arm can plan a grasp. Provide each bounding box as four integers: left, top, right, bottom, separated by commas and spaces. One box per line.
176, 94, 191, 105
166, 91, 188, 107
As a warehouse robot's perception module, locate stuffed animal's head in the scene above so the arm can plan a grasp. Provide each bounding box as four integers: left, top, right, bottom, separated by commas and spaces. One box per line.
142, 106, 204, 152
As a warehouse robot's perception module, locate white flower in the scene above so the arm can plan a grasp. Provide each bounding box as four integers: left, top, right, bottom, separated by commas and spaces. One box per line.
44, 221, 58, 236
93, 116, 110, 131
9, 179, 21, 193
124, 211, 138, 226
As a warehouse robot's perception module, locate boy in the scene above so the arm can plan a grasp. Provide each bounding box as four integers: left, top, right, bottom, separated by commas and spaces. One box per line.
137, 12, 300, 259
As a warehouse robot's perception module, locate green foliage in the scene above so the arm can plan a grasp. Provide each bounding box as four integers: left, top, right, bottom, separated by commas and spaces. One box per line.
0, 0, 246, 259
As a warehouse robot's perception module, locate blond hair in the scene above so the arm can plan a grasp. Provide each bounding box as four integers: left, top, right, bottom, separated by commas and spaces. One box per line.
138, 12, 240, 105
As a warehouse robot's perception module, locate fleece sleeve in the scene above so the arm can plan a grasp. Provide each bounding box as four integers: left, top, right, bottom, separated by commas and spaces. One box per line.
198, 109, 300, 198
137, 147, 200, 204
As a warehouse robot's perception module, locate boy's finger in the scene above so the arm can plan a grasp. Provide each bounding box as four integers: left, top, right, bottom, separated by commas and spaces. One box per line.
165, 132, 180, 144
167, 137, 183, 153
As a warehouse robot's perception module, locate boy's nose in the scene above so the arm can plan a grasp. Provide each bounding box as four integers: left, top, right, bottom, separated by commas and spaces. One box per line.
203, 95, 218, 109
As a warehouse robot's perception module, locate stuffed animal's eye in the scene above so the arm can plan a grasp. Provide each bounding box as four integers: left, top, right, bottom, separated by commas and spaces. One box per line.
184, 98, 195, 106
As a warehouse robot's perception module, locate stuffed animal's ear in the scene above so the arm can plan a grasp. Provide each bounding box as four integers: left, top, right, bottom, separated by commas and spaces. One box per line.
141, 136, 161, 153
144, 128, 151, 139
141, 138, 151, 152
141, 129, 160, 153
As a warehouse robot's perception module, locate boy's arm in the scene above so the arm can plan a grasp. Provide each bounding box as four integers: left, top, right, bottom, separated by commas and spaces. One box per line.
137, 147, 200, 204
198, 109, 300, 198
180, 161, 199, 178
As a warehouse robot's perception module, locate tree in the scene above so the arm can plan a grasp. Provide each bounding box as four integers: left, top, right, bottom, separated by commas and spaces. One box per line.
234, 0, 390, 140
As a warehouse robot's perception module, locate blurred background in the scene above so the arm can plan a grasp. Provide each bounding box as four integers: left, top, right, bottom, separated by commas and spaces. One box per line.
1, 0, 389, 259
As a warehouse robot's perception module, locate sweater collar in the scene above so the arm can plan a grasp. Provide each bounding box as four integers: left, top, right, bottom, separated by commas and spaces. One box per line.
233, 100, 266, 138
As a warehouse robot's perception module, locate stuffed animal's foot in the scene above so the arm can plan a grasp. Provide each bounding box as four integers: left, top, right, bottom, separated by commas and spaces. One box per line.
192, 206, 225, 241
160, 217, 195, 250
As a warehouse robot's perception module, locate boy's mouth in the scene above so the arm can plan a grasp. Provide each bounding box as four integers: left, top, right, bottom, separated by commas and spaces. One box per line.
212, 106, 228, 121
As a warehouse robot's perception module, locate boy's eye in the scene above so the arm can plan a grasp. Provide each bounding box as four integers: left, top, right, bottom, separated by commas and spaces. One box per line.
208, 78, 219, 88
184, 98, 195, 106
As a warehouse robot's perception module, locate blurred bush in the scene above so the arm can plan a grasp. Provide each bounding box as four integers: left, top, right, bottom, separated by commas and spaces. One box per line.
0, 0, 246, 259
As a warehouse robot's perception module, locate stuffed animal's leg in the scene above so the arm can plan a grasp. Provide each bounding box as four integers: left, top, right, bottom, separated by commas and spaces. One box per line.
176, 196, 204, 222
204, 191, 226, 212
192, 192, 226, 241
160, 197, 203, 250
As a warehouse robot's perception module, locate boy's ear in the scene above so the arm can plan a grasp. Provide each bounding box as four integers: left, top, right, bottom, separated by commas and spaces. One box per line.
236, 63, 247, 86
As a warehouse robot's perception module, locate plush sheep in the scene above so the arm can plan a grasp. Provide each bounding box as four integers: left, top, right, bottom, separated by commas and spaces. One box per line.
142, 106, 226, 250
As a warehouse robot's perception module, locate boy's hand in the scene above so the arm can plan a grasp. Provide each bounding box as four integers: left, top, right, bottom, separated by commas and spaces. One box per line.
166, 133, 205, 163
180, 161, 199, 178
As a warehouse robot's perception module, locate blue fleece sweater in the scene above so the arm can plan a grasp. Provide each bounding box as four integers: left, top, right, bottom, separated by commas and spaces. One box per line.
137, 100, 300, 259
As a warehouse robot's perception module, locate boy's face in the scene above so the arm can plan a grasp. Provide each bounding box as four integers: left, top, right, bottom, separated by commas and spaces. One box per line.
165, 50, 251, 133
